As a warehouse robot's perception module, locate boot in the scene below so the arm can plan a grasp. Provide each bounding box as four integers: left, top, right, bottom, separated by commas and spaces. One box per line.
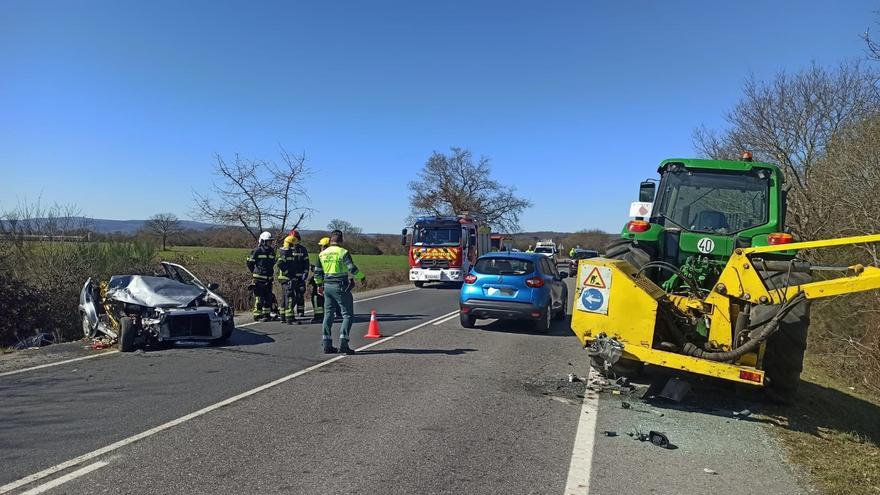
322, 341, 337, 354
280, 315, 287, 324
339, 339, 356, 355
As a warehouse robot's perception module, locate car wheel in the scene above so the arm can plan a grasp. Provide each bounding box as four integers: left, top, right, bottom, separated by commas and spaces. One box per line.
81, 312, 96, 339
460, 312, 475, 328
534, 305, 552, 333
119, 317, 138, 352
414, 281, 425, 288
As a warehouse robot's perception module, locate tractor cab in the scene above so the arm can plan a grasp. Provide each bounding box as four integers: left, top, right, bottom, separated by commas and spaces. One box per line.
618, 157, 790, 292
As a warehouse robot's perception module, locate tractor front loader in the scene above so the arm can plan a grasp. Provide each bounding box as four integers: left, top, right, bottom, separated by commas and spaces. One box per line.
571, 155, 880, 399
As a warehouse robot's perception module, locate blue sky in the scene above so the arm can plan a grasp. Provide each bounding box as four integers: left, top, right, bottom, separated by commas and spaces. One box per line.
1, 0, 876, 233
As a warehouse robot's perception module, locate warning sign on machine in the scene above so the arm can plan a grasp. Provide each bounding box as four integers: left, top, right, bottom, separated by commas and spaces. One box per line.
577, 264, 612, 315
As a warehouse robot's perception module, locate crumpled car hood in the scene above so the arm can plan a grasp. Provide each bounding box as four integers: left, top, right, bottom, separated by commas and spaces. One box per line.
106, 275, 204, 308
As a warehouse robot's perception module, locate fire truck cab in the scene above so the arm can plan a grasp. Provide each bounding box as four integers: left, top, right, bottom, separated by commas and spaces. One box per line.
403, 215, 490, 287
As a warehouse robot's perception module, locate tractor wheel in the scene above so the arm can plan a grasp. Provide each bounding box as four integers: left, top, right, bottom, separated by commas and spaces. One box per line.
604, 238, 652, 270
590, 356, 644, 378
752, 270, 811, 402
119, 317, 138, 353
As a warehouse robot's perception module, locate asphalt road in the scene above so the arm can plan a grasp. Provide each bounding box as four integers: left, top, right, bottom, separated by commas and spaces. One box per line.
0, 280, 809, 494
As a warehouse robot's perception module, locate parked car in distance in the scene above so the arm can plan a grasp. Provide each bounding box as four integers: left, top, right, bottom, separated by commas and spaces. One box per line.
459, 252, 568, 332
569, 248, 600, 273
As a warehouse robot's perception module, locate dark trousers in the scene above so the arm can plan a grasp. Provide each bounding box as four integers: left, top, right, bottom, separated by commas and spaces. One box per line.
280, 275, 306, 318
252, 280, 273, 317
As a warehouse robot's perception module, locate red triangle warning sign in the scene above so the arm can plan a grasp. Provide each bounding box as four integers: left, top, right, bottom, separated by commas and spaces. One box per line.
583, 267, 607, 289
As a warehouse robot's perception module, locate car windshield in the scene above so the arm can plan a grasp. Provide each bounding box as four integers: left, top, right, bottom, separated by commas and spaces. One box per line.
656, 169, 770, 234
474, 258, 534, 275
413, 226, 461, 246
534, 247, 553, 254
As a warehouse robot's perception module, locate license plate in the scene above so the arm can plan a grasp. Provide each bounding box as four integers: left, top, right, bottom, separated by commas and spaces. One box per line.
487, 287, 514, 296
425, 271, 442, 280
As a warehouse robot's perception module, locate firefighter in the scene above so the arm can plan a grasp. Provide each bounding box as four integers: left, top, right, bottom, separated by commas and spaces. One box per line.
307, 237, 331, 324
247, 231, 277, 321
314, 230, 366, 354
277, 229, 310, 324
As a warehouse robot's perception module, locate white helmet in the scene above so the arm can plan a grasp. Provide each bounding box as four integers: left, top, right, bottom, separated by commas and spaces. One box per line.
259, 231, 274, 243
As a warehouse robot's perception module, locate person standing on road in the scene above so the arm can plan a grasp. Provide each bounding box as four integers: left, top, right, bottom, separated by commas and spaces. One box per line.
313, 230, 366, 354
277, 229, 310, 324
247, 231, 277, 321
307, 237, 331, 324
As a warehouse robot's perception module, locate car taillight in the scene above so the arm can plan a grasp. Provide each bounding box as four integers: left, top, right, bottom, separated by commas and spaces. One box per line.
525, 277, 544, 288
627, 220, 650, 233
464, 274, 477, 284
768, 233, 794, 245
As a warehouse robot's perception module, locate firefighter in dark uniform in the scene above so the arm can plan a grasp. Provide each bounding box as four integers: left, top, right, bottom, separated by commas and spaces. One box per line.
247, 231, 277, 321
308, 237, 331, 323
277, 229, 310, 324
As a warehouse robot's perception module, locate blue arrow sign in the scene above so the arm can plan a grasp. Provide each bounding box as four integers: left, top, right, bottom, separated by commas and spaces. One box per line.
580, 288, 604, 311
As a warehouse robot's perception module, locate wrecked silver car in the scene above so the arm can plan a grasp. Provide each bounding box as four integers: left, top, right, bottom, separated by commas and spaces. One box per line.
79, 262, 235, 352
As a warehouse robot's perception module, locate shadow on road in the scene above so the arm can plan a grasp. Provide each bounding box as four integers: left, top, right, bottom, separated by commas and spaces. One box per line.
355, 348, 477, 356
417, 282, 462, 290
351, 313, 426, 323
617, 365, 880, 448
473, 317, 573, 337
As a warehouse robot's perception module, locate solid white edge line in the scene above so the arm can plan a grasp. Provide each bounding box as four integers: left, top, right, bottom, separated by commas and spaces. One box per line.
2, 287, 422, 376
19, 461, 109, 495
0, 308, 456, 495
563, 368, 600, 495
431, 313, 460, 326
0, 352, 119, 379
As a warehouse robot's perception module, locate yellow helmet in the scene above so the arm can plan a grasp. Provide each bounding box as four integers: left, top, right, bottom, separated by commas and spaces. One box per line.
318, 237, 330, 247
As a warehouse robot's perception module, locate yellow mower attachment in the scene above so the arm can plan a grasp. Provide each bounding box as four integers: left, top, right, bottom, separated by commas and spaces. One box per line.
571, 234, 880, 387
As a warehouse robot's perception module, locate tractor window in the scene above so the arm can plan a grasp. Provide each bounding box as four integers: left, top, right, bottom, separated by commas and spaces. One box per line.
657, 170, 769, 234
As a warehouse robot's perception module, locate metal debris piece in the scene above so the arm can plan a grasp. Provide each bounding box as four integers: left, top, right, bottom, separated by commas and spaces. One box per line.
657, 377, 691, 402
602, 431, 618, 437
621, 401, 632, 409
629, 428, 672, 449
703, 468, 719, 475
587, 333, 624, 371
568, 373, 581, 383
732, 408, 752, 419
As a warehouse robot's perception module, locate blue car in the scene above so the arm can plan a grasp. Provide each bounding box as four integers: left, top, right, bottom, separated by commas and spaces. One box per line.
459, 252, 569, 332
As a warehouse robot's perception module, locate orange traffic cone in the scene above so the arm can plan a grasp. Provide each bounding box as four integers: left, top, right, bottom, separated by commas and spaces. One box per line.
365, 309, 383, 338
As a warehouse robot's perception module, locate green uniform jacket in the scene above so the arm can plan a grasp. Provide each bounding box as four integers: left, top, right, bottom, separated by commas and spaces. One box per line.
314, 245, 365, 285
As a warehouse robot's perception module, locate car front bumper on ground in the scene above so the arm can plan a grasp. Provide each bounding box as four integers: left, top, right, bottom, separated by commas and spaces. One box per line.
460, 299, 544, 320
410, 268, 463, 282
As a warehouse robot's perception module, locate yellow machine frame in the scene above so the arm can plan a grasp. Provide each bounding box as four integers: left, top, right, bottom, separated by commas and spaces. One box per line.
571, 234, 880, 386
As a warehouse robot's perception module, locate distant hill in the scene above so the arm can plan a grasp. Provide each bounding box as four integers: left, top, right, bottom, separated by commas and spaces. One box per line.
1, 217, 220, 234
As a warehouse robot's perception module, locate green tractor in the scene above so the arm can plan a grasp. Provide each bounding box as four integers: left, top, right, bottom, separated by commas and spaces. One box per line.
605, 154, 810, 396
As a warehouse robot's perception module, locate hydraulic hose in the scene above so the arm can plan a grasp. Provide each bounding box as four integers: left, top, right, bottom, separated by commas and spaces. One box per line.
678, 293, 806, 362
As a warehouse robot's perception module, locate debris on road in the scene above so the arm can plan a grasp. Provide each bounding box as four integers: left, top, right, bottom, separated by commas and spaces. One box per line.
587, 375, 636, 394
645, 377, 691, 403
703, 468, 719, 475
568, 373, 581, 383
602, 430, 618, 437
629, 428, 673, 449
732, 408, 752, 419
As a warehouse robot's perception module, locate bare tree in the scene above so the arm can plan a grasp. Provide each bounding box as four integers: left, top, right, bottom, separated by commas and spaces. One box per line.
693, 61, 880, 238
408, 147, 532, 232
327, 219, 362, 236
193, 147, 312, 241
142, 213, 183, 251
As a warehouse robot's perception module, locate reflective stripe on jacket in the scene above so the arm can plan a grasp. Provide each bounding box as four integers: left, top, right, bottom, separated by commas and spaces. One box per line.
247, 245, 276, 279
314, 245, 364, 285
277, 244, 309, 280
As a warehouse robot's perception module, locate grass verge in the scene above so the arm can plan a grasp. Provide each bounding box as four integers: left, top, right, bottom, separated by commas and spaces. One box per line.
760, 357, 880, 495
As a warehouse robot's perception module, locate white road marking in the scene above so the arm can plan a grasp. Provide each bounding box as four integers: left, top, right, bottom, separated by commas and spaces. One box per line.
0, 308, 457, 494
431, 313, 460, 326
18, 461, 108, 495
563, 368, 600, 495
0, 352, 119, 379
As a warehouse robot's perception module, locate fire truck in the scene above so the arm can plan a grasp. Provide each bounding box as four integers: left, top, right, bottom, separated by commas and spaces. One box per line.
402, 215, 491, 287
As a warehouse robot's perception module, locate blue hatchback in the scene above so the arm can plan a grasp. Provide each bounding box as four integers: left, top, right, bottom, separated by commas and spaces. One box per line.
459, 252, 569, 332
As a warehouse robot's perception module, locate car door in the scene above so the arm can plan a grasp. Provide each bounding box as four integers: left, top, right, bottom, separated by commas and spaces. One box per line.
161, 261, 230, 307
541, 257, 564, 311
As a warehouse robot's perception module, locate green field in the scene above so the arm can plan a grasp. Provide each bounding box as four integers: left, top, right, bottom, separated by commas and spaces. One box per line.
158, 246, 409, 272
